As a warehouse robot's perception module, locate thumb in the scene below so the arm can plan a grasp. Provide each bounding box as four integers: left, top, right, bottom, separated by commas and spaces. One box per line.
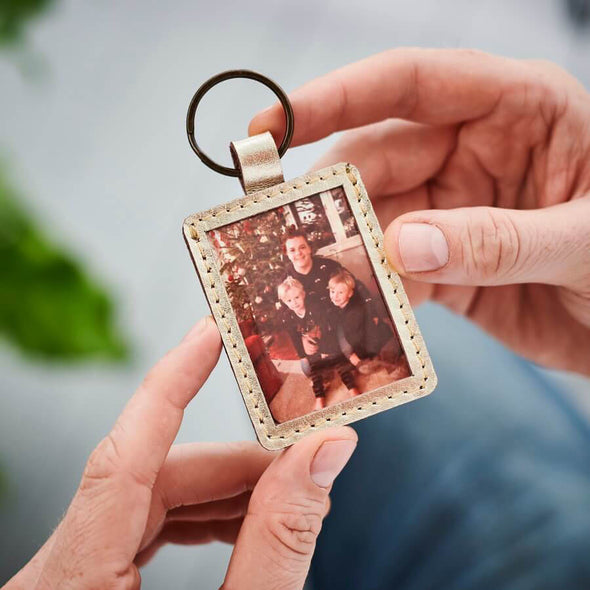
222, 427, 357, 590
384, 197, 590, 288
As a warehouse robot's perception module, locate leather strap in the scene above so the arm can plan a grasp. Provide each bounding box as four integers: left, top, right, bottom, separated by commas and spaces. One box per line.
230, 131, 284, 195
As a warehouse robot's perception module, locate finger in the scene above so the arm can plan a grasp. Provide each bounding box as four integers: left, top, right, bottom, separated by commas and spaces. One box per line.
164, 518, 243, 545
166, 492, 252, 523
384, 196, 590, 289
370, 184, 437, 307
311, 120, 456, 196
165, 490, 331, 525
141, 442, 274, 549
223, 427, 357, 590
157, 442, 274, 508
81, 317, 222, 493
135, 519, 244, 568
250, 48, 517, 146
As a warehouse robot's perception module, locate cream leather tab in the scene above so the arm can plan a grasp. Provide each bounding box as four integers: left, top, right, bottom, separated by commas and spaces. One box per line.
230, 131, 284, 195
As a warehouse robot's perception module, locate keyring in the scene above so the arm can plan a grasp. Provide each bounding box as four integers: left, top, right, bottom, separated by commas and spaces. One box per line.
186, 70, 294, 177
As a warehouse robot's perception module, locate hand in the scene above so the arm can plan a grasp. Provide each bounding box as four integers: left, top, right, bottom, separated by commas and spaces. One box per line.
302, 334, 319, 355
251, 49, 590, 376
6, 317, 357, 590
349, 353, 361, 367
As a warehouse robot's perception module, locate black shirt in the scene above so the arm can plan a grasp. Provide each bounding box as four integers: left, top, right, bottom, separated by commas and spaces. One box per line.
331, 290, 394, 358
281, 296, 339, 359
284, 256, 342, 305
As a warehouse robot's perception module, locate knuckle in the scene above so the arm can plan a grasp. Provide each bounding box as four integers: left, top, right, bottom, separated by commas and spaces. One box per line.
222, 440, 259, 455
499, 62, 572, 124
92, 569, 142, 590
266, 506, 324, 557
527, 59, 578, 86
526, 58, 562, 74
334, 75, 350, 131
114, 566, 142, 590
81, 433, 123, 490
251, 491, 326, 558
81, 425, 154, 494
461, 209, 521, 281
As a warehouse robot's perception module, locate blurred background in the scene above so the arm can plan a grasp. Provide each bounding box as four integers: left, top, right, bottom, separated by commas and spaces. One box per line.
1, 0, 589, 587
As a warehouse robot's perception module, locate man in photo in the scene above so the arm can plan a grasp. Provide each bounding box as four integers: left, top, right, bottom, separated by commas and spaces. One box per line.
282, 227, 343, 306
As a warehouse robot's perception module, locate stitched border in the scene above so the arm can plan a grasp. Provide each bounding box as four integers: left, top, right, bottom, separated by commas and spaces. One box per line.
183, 163, 436, 449
345, 166, 429, 389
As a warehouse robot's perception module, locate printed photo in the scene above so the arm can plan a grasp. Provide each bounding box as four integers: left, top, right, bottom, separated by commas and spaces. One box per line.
209, 186, 410, 424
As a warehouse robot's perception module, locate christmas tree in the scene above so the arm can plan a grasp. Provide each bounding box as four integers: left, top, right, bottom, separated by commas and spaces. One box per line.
211, 209, 288, 336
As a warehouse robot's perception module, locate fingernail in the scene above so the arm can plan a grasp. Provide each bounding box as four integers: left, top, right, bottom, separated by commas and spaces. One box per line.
250, 105, 274, 130
399, 223, 449, 272
310, 440, 357, 488
183, 316, 213, 342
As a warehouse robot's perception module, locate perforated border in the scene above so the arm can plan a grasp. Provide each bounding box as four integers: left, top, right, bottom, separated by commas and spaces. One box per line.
183, 163, 436, 450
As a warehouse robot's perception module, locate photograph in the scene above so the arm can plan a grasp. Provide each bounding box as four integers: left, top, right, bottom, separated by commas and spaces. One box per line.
209, 185, 411, 424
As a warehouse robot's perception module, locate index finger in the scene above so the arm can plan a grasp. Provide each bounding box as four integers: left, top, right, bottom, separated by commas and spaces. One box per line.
249, 48, 513, 146
85, 316, 222, 489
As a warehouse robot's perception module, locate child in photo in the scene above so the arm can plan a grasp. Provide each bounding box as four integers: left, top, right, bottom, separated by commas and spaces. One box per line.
328, 269, 398, 364
277, 277, 360, 410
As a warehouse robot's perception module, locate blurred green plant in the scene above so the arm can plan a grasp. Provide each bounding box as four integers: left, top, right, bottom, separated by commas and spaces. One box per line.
0, 168, 128, 360
1, 3, 128, 359
0, 0, 54, 45
0, 0, 129, 508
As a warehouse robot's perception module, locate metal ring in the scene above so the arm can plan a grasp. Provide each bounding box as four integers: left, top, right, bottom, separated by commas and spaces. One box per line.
186, 69, 294, 177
